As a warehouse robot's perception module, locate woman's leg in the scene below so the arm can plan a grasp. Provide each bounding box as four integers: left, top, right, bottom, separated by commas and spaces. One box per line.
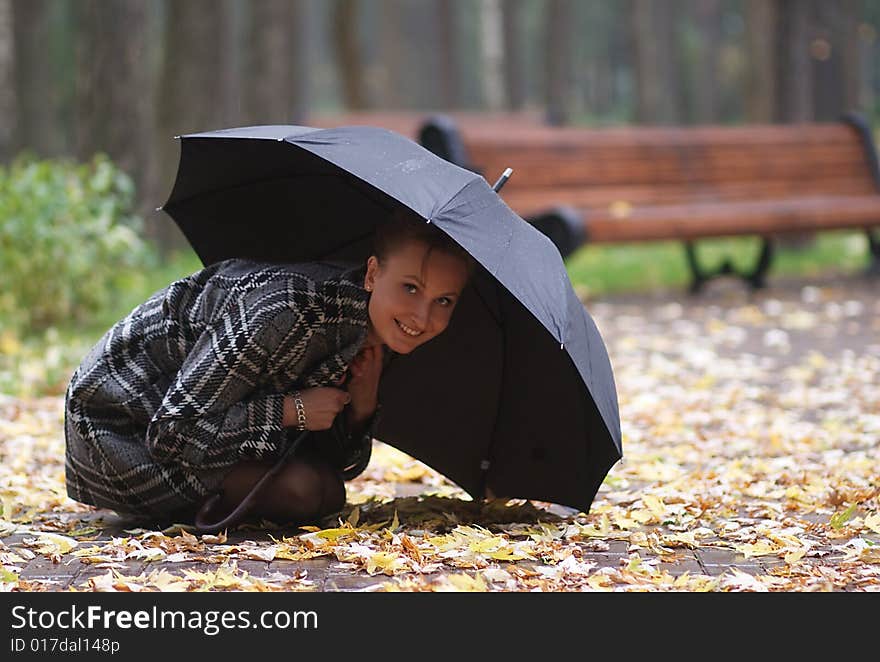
217, 456, 346, 525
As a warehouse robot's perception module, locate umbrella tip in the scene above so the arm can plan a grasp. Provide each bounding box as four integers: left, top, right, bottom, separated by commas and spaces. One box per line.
173, 135, 181, 140
560, 342, 564, 350
492, 167, 513, 192
155, 206, 163, 212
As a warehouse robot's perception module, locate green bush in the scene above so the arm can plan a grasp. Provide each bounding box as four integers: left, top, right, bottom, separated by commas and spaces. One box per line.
0, 153, 158, 335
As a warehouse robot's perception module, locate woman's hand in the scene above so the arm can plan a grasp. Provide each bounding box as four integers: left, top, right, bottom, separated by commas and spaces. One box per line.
345, 345, 384, 426
283, 387, 350, 431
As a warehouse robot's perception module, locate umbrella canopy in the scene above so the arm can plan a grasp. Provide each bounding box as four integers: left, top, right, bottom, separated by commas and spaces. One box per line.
161, 124, 621, 513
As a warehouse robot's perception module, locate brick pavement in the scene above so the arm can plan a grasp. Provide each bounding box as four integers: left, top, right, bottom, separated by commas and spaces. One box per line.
4, 271, 878, 591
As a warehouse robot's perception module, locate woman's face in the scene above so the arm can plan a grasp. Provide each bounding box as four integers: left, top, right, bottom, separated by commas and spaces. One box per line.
364, 239, 469, 354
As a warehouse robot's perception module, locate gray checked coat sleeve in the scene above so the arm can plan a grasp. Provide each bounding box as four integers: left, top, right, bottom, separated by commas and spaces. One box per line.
144, 308, 296, 471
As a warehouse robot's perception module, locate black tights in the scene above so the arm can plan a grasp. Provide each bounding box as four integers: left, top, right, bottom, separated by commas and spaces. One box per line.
216, 456, 346, 526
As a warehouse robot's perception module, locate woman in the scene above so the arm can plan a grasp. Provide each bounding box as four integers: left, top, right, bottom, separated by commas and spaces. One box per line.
64, 213, 473, 528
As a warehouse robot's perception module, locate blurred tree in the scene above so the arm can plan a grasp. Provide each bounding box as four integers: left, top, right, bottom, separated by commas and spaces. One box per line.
11, 0, 67, 157
154, 0, 233, 253
691, 0, 722, 123
0, 0, 15, 160
774, 0, 812, 121
434, 0, 462, 109
501, 0, 526, 110
73, 1, 152, 204
544, 0, 573, 124
630, 0, 685, 124
243, 0, 306, 123
810, 0, 862, 119
480, 0, 505, 110
745, 0, 777, 121
379, 0, 406, 108
333, 0, 367, 109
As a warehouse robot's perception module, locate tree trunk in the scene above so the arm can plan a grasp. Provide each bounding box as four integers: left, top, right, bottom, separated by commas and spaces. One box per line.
72, 1, 151, 181
0, 0, 15, 160
744, 0, 777, 122
243, 0, 302, 123
544, 0, 573, 125
154, 0, 230, 253
501, 0, 526, 111
834, 0, 862, 115
692, 0, 721, 123
332, 0, 367, 109
630, 0, 681, 124
290, 0, 311, 123
480, 0, 505, 110
11, 0, 65, 156
774, 0, 812, 122
218, 0, 243, 127
376, 0, 404, 108
434, 0, 460, 109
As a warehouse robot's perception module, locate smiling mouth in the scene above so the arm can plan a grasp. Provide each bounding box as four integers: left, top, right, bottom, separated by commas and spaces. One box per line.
395, 319, 423, 337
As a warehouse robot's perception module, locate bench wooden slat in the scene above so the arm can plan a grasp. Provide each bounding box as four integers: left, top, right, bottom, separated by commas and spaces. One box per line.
500, 178, 879, 217
582, 195, 880, 243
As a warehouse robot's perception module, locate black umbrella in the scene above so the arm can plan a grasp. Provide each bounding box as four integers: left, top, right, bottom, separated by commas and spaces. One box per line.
161, 124, 621, 515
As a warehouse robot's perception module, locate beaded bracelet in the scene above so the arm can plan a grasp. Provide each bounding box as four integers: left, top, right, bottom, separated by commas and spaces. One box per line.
292, 391, 307, 431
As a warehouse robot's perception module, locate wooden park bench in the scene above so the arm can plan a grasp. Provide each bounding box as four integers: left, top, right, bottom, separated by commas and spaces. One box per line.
418, 113, 880, 292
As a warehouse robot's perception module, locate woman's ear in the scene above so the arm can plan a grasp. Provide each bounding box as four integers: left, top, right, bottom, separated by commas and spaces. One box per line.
364, 255, 379, 292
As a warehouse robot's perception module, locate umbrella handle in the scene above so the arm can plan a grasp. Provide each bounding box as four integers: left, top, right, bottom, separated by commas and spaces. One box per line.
492, 168, 513, 192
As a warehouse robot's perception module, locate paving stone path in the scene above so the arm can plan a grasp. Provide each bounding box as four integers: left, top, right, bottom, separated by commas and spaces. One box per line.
4, 270, 878, 592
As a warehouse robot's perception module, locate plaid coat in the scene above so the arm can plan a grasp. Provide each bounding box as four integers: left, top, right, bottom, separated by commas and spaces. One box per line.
64, 258, 377, 518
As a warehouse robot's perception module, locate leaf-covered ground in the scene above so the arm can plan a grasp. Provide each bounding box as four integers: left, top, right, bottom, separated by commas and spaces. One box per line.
1, 275, 878, 591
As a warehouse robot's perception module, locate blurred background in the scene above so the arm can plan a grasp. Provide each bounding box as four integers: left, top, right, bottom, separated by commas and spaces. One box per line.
1, 0, 879, 395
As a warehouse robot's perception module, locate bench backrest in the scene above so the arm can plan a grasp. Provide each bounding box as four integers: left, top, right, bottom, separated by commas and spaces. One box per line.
455, 121, 880, 217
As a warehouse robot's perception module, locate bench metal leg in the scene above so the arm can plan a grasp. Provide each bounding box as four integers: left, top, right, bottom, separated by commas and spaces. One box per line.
684, 238, 774, 294
868, 229, 880, 276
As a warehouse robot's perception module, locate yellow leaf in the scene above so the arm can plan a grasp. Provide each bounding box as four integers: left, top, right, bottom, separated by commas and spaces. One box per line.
365, 551, 407, 576
585, 574, 613, 591
33, 533, 78, 556
858, 546, 880, 564
469, 537, 503, 554
446, 573, 488, 592
347, 507, 360, 528
148, 569, 190, 592
666, 532, 697, 548
784, 549, 806, 564
830, 503, 858, 530
630, 509, 655, 524
736, 540, 778, 558
488, 547, 529, 561
613, 513, 640, 530
863, 512, 880, 535
0, 567, 19, 584
578, 513, 610, 537
642, 495, 666, 519
390, 509, 399, 531
315, 527, 357, 542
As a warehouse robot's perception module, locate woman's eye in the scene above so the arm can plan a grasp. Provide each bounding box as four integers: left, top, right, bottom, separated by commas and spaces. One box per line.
437, 297, 452, 306
403, 283, 417, 294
